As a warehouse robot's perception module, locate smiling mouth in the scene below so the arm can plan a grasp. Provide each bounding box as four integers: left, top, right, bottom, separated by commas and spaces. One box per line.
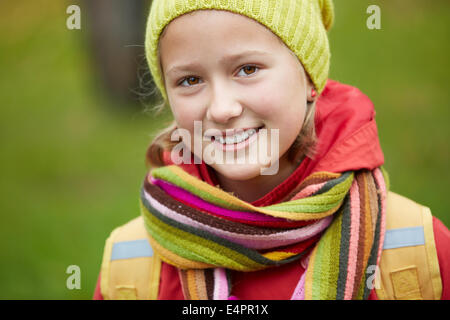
209, 125, 265, 145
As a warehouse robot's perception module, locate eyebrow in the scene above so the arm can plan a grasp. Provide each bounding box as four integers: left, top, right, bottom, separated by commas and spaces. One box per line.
166, 50, 270, 76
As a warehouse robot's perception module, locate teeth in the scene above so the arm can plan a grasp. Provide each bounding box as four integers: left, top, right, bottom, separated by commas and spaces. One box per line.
225, 136, 234, 144
235, 131, 249, 143
215, 128, 259, 145
247, 129, 256, 135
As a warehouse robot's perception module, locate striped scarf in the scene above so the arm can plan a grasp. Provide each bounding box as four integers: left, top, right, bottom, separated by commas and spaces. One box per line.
140, 165, 389, 300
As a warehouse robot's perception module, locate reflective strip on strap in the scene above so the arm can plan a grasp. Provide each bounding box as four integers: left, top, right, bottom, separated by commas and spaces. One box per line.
111, 239, 153, 261
383, 226, 425, 250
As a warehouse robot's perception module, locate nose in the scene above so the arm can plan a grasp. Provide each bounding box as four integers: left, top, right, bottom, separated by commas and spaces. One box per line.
206, 83, 243, 123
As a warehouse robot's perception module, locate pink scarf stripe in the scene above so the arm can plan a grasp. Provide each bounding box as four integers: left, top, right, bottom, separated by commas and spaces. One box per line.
291, 181, 328, 200
373, 168, 387, 265
291, 270, 307, 300
143, 190, 333, 249
291, 249, 313, 300
343, 179, 361, 299
213, 268, 229, 300
150, 177, 287, 223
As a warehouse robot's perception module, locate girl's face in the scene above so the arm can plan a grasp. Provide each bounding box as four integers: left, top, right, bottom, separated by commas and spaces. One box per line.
160, 10, 312, 181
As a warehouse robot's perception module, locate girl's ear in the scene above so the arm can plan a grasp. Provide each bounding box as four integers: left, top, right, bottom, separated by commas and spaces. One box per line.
306, 77, 316, 103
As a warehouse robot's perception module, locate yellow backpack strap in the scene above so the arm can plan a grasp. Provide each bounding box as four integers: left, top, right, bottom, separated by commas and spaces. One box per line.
100, 216, 161, 300
375, 191, 442, 300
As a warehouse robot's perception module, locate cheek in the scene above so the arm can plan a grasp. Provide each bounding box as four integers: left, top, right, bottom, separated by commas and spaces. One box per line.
169, 98, 203, 133
245, 82, 283, 118
169, 97, 207, 154
251, 77, 307, 152
247, 79, 307, 127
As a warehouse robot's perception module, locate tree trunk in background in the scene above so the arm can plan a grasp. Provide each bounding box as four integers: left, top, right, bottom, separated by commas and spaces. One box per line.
83, 0, 152, 106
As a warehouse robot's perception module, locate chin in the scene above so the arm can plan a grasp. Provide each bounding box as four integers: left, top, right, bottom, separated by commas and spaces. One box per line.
212, 163, 264, 181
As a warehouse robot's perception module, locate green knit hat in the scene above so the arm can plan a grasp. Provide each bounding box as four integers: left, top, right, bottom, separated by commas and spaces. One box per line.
145, 0, 334, 101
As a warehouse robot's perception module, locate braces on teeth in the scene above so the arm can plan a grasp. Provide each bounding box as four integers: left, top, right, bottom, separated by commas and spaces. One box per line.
214, 128, 258, 145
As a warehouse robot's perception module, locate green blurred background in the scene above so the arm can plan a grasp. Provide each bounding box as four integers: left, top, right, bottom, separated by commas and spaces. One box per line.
0, 0, 448, 299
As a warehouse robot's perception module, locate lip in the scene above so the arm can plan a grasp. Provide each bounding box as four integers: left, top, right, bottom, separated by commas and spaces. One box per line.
205, 125, 264, 138
210, 126, 264, 152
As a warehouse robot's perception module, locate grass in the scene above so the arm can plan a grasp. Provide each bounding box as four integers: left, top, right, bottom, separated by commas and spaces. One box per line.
0, 0, 448, 299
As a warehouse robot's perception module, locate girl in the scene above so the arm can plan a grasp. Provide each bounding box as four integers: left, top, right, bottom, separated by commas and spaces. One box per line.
94, 0, 449, 300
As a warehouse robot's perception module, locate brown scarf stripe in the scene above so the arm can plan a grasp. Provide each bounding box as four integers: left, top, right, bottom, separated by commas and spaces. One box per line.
144, 179, 280, 235
194, 270, 208, 300
178, 270, 191, 300
362, 191, 383, 299
144, 179, 313, 236
365, 171, 379, 229
148, 173, 317, 230
179, 270, 210, 300
359, 172, 377, 289
361, 170, 384, 299
352, 171, 368, 299
204, 269, 215, 300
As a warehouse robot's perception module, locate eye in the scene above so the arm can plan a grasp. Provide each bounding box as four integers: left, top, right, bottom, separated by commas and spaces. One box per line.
237, 65, 259, 77
180, 76, 201, 87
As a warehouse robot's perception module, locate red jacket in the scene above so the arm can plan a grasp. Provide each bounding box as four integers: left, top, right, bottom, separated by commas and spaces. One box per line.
94, 79, 450, 300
